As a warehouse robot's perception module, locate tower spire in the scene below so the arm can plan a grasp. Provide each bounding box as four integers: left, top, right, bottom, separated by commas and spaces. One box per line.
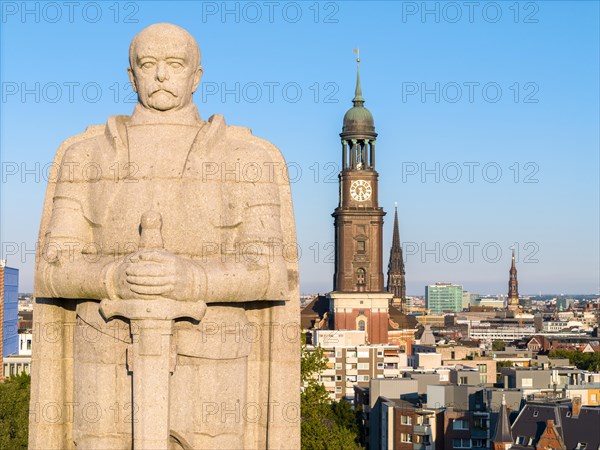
387, 205, 406, 311
492, 394, 513, 449
508, 247, 519, 312
353, 49, 364, 106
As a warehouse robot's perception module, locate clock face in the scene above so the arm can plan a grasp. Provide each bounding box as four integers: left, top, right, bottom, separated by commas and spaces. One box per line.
350, 180, 372, 201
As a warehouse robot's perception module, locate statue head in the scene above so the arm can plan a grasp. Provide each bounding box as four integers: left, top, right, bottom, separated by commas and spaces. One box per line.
128, 23, 203, 112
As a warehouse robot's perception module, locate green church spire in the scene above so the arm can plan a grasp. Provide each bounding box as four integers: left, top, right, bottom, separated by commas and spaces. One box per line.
353, 49, 365, 106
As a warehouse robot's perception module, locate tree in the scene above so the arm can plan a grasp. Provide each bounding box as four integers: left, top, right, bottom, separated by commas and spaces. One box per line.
301, 335, 363, 449
496, 361, 514, 368
549, 349, 600, 371
0, 372, 30, 449
492, 340, 505, 351
330, 399, 360, 437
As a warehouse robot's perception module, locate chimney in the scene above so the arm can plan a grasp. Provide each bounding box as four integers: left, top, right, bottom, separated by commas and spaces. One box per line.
572, 396, 582, 417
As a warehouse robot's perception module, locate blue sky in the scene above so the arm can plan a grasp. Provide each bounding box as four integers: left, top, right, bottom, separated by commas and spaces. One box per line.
1, 1, 598, 296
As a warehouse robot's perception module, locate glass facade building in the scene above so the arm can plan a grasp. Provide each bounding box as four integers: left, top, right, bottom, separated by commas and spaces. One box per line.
425, 283, 463, 314
2, 265, 19, 357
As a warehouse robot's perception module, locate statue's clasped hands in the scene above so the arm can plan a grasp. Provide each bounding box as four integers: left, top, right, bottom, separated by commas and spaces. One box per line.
113, 250, 198, 302
107, 210, 200, 302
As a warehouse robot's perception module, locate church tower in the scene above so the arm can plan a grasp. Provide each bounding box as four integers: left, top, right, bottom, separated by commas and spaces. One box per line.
328, 56, 392, 344
387, 206, 406, 312
507, 249, 520, 313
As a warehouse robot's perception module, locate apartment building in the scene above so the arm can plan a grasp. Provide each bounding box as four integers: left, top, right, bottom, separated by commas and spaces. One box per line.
310, 343, 405, 400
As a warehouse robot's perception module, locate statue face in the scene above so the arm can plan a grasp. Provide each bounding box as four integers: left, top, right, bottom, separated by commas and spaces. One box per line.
128, 31, 202, 112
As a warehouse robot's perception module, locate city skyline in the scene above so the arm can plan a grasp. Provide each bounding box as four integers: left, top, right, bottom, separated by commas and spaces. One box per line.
1, 1, 598, 295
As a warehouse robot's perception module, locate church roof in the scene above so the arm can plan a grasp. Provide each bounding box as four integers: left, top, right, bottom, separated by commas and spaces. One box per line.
388, 306, 418, 330
300, 295, 330, 330
510, 401, 600, 449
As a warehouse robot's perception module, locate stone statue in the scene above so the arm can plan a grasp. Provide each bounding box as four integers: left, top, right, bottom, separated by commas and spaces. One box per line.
29, 23, 300, 450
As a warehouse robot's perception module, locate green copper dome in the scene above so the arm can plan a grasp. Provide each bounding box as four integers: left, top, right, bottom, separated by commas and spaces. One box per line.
343, 105, 375, 133
342, 63, 376, 135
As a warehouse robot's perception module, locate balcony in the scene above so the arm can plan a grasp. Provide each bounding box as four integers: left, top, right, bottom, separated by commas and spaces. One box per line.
413, 444, 433, 450
414, 424, 431, 435
472, 428, 489, 438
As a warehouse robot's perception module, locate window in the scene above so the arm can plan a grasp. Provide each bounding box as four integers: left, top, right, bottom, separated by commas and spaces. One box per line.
453, 419, 469, 430
400, 433, 412, 443
591, 394, 598, 403
357, 363, 369, 370
377, 363, 384, 369
357, 240, 366, 253
377, 351, 384, 357
400, 415, 412, 425
335, 350, 342, 358
336, 375, 342, 381
453, 438, 471, 448
473, 418, 488, 429
358, 320, 366, 331
356, 268, 366, 285
27, 339, 32, 350
415, 435, 430, 445
472, 439, 485, 448
477, 364, 486, 373
335, 363, 342, 370
459, 376, 468, 385
521, 378, 533, 387
479, 375, 487, 384
335, 386, 342, 393
359, 375, 370, 381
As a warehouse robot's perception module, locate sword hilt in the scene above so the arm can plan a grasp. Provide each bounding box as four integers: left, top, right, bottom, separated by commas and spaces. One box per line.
139, 210, 164, 250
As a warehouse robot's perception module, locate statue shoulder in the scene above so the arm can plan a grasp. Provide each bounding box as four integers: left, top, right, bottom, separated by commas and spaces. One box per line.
57, 115, 127, 167
216, 117, 287, 167
57, 123, 106, 162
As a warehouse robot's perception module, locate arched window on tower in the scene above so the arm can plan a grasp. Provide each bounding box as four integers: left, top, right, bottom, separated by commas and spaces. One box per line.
356, 268, 366, 286
358, 320, 366, 331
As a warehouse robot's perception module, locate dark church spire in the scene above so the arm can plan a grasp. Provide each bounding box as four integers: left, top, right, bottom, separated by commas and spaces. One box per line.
508, 248, 519, 312
492, 395, 513, 449
387, 205, 406, 311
